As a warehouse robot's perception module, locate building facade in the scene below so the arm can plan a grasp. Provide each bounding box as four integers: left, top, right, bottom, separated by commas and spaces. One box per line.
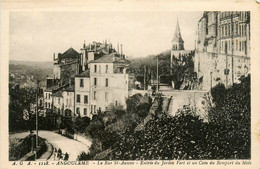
43, 40, 130, 120
195, 11, 250, 90
75, 71, 91, 118
89, 53, 130, 112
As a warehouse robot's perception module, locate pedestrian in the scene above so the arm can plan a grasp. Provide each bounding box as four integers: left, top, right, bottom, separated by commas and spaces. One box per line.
53, 148, 57, 160
57, 148, 62, 160
64, 152, 69, 161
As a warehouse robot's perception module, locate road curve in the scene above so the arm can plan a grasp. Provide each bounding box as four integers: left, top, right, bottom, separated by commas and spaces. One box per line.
37, 130, 91, 161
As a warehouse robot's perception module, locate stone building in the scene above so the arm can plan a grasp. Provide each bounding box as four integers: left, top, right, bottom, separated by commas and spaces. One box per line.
80, 41, 117, 72
53, 48, 80, 85
89, 52, 130, 113
74, 70, 91, 118
43, 47, 80, 117
195, 11, 250, 90
43, 40, 130, 120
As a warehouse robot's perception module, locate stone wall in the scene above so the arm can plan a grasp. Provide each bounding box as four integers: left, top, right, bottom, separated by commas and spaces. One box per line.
194, 51, 250, 90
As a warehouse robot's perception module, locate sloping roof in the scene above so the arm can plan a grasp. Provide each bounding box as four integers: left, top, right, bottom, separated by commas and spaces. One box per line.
52, 91, 63, 97
90, 53, 130, 64
63, 85, 74, 92
172, 20, 184, 43
60, 48, 80, 59
75, 69, 90, 77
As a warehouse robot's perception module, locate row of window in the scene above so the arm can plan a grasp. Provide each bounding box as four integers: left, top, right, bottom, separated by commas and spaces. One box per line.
76, 94, 88, 104
92, 91, 109, 101
45, 102, 51, 109
76, 107, 88, 115
220, 39, 247, 53
220, 12, 247, 20
76, 105, 98, 115
79, 78, 109, 87
94, 64, 109, 73
93, 77, 109, 87
219, 23, 247, 38
45, 93, 51, 99
76, 92, 109, 103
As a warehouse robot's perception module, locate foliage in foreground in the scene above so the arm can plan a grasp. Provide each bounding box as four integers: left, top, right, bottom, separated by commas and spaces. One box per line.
109, 75, 250, 160
76, 75, 250, 160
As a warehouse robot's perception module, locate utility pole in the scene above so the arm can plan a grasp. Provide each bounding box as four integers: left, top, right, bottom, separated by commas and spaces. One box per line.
144, 66, 146, 90
210, 72, 213, 90
156, 56, 159, 92
36, 80, 39, 156
231, 12, 234, 84
225, 42, 229, 87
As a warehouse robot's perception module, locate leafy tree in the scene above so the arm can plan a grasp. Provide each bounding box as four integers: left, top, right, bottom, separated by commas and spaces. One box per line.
110, 75, 251, 160
73, 117, 91, 133
9, 86, 37, 132
208, 75, 250, 159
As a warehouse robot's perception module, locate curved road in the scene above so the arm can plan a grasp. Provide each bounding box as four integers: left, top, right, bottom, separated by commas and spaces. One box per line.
10, 130, 91, 161
39, 131, 91, 161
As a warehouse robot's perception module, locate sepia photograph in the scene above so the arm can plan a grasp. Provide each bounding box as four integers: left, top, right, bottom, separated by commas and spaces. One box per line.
7, 10, 252, 162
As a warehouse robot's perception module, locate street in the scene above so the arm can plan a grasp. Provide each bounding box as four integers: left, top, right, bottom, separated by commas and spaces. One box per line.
10, 130, 91, 161
38, 131, 91, 161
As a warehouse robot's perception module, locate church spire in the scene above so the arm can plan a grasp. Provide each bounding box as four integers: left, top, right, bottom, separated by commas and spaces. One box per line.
171, 18, 184, 50
174, 18, 181, 38
172, 19, 184, 43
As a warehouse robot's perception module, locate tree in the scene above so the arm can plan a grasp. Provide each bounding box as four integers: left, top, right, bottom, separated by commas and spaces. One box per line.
9, 86, 37, 132
74, 116, 91, 133
208, 75, 250, 159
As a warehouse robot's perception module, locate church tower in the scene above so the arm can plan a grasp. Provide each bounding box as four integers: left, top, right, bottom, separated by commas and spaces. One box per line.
172, 19, 184, 50
170, 19, 185, 75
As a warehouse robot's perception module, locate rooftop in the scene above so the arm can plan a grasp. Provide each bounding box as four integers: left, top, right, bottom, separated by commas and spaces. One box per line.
172, 20, 184, 43
75, 69, 90, 78
90, 52, 130, 64
59, 47, 80, 59
63, 85, 74, 92
52, 91, 63, 97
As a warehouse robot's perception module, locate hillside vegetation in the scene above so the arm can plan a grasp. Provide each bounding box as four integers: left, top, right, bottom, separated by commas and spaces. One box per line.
76, 75, 250, 160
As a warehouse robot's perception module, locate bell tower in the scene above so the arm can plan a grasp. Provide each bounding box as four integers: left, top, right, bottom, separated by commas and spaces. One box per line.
172, 19, 184, 50
171, 19, 185, 74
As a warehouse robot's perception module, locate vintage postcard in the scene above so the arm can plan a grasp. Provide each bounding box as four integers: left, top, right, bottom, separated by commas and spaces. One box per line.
1, 0, 260, 169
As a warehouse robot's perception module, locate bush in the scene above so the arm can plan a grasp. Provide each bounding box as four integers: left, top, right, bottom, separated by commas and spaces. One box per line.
112, 73, 251, 160
73, 117, 91, 133
208, 75, 250, 159
77, 151, 92, 161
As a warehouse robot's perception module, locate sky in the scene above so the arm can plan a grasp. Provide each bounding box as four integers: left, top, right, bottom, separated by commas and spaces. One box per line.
9, 11, 203, 62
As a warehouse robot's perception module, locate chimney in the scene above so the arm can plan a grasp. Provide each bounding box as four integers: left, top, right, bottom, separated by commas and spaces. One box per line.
53, 53, 55, 61
117, 43, 119, 54
83, 40, 86, 48
89, 43, 92, 50
120, 44, 123, 57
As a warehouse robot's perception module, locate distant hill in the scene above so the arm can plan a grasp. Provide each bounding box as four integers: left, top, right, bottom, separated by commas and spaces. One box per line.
129, 50, 171, 77
9, 60, 53, 88
9, 60, 53, 70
